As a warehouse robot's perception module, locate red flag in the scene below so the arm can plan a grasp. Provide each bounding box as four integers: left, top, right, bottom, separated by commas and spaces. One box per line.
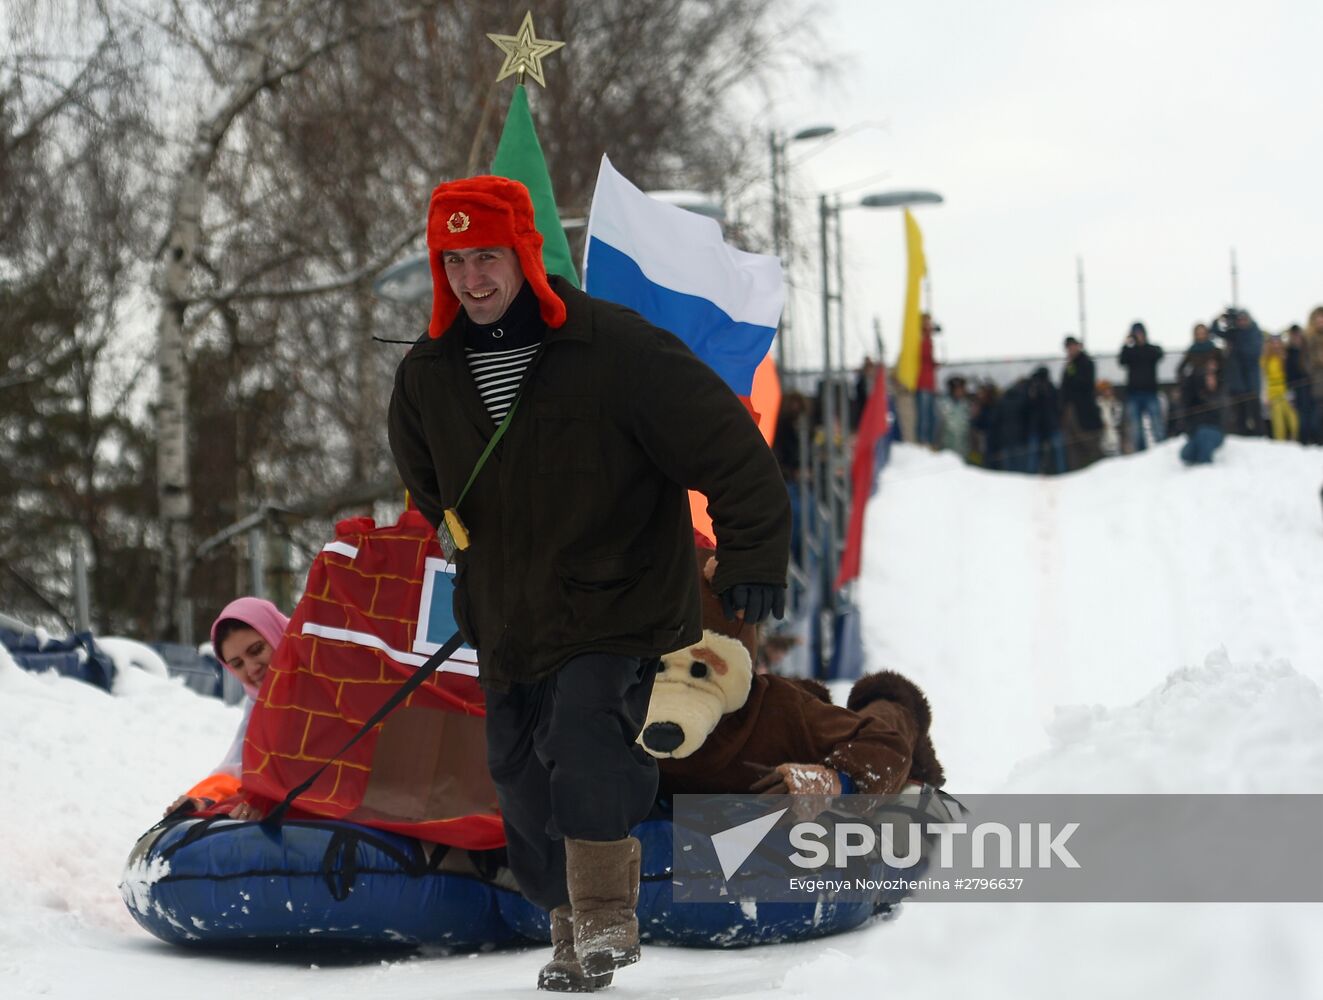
835, 365, 891, 590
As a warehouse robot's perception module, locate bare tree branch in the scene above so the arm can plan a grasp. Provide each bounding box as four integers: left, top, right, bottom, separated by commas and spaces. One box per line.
4, 35, 115, 153
168, 0, 227, 85
210, 223, 425, 304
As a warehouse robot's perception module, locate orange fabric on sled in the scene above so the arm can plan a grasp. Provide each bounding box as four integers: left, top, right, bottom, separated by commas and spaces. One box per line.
184, 773, 241, 804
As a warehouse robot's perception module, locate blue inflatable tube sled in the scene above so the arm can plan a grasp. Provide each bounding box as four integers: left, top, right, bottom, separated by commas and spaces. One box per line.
121, 809, 914, 950
120, 816, 524, 950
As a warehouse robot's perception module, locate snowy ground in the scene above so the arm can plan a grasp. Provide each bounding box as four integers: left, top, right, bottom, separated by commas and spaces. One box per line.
861, 438, 1323, 790
3, 438, 1322, 999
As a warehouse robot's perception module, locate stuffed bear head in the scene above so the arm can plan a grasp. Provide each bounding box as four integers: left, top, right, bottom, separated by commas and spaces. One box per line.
638, 629, 753, 758
637, 540, 758, 759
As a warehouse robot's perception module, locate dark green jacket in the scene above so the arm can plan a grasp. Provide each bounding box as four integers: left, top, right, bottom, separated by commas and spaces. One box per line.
388, 279, 790, 689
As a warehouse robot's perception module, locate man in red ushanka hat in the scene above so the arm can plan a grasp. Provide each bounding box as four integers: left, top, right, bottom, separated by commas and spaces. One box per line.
388, 176, 790, 992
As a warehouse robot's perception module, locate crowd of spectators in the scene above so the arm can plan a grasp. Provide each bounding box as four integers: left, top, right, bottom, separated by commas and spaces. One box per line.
888, 304, 1323, 472
767, 303, 1321, 570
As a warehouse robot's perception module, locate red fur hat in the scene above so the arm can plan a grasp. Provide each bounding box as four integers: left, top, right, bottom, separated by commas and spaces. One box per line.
425, 175, 567, 337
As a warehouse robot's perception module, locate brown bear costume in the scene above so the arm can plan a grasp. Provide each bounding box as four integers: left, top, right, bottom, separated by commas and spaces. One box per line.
639, 543, 944, 795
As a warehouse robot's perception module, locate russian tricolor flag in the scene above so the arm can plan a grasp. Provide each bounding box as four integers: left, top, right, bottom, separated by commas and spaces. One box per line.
582, 155, 784, 396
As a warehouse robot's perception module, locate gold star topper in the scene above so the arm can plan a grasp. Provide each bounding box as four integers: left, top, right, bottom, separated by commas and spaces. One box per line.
486, 11, 565, 88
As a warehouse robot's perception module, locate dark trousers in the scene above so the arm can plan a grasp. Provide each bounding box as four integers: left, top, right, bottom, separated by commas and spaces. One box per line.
483, 653, 660, 911
1181, 425, 1224, 465
1025, 429, 1067, 474
1295, 388, 1317, 445
915, 390, 936, 445
1229, 394, 1262, 436
1062, 408, 1102, 470
1125, 390, 1164, 451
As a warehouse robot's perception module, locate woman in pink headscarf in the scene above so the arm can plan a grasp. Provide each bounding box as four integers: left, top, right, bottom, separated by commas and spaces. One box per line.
164, 597, 289, 818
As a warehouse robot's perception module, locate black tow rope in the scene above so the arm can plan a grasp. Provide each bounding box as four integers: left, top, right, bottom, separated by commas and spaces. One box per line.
259, 629, 468, 838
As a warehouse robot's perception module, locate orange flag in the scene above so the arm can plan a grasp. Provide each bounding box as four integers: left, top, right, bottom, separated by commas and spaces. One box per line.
689, 355, 782, 540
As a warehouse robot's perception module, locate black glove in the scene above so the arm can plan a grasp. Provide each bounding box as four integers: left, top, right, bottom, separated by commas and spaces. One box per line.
719, 583, 786, 624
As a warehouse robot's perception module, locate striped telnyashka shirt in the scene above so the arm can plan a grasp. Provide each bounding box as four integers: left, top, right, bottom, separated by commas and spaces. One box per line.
464, 343, 539, 423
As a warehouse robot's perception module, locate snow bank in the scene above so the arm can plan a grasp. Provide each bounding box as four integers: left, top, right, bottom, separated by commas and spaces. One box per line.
780, 642, 1323, 1000
1006, 650, 1323, 793
97, 637, 171, 694
859, 439, 1323, 789
0, 657, 241, 958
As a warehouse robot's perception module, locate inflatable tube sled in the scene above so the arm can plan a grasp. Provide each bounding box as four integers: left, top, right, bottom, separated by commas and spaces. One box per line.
120, 816, 526, 950
123, 804, 939, 950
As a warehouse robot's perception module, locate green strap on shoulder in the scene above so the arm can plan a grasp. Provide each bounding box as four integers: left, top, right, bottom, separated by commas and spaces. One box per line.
455, 395, 521, 510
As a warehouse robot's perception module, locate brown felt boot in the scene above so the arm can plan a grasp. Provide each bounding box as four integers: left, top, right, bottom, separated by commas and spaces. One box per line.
537, 905, 612, 993
565, 836, 642, 977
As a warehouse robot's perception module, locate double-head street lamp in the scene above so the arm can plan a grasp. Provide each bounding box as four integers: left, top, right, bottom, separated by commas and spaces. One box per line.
769, 125, 836, 368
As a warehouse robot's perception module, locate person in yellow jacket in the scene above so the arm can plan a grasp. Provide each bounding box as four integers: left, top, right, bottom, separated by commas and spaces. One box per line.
1261, 334, 1299, 441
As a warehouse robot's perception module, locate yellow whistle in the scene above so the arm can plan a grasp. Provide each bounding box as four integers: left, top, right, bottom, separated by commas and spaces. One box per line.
442, 507, 470, 552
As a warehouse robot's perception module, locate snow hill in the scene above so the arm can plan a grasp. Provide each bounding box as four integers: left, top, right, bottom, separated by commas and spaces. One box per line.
3, 438, 1322, 999
861, 438, 1323, 790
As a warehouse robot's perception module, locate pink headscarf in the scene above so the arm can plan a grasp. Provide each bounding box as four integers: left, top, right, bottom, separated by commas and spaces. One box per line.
209, 596, 290, 698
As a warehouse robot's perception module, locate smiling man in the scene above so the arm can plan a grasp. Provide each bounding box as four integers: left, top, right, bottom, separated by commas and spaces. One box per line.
387, 176, 790, 993
444, 246, 521, 322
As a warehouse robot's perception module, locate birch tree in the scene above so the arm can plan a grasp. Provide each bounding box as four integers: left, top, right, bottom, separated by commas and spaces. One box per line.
148, 0, 445, 638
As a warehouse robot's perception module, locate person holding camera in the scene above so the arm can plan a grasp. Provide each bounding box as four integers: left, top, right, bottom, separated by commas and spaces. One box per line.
1118, 322, 1165, 451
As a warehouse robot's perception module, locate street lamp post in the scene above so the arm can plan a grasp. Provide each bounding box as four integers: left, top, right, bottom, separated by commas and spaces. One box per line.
814, 188, 943, 671
818, 193, 837, 584
769, 125, 836, 370
769, 133, 783, 263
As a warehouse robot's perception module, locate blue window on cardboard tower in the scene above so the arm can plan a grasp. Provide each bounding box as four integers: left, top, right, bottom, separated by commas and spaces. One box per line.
414, 557, 479, 670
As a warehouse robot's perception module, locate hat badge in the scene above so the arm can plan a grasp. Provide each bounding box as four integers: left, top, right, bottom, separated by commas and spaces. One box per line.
446, 210, 471, 234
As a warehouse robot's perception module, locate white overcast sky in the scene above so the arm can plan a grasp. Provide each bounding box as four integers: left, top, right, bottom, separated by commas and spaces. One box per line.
762, 0, 1323, 369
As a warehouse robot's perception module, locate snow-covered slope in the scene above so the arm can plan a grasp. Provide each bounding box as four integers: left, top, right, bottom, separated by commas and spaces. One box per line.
860, 438, 1323, 789
3, 438, 1322, 999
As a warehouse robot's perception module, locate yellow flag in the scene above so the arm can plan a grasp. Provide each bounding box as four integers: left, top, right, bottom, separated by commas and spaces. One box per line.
895, 208, 927, 391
